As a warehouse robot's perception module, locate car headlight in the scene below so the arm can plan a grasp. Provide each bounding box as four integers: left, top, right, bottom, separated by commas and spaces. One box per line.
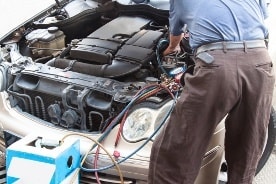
122, 100, 174, 142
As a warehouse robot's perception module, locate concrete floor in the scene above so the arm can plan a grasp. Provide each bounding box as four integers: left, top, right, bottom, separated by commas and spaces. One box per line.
254, 152, 276, 184
0, 0, 275, 183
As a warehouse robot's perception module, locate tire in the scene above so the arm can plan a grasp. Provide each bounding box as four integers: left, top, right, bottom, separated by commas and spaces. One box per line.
255, 107, 276, 175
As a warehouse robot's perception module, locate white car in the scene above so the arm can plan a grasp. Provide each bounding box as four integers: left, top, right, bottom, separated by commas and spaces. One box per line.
0, 0, 275, 183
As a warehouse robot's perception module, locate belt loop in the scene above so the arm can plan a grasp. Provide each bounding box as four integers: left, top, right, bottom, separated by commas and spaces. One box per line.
193, 49, 197, 58
243, 41, 248, 53
222, 42, 227, 53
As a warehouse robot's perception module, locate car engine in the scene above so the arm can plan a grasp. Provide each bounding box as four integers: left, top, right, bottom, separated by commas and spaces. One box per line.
0, 0, 193, 133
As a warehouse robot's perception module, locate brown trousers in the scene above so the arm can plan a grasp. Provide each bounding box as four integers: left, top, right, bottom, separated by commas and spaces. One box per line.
148, 48, 275, 184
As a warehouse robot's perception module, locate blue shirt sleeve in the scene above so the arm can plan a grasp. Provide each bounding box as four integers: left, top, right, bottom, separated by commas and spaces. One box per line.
168, 0, 204, 36
168, 0, 184, 36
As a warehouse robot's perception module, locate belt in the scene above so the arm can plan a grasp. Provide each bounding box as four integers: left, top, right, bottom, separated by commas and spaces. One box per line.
195, 40, 266, 55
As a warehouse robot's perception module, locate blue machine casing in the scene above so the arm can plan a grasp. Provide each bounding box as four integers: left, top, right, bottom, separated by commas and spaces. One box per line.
6, 134, 80, 184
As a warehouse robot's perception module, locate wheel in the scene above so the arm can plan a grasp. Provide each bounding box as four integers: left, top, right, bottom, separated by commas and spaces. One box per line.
255, 107, 276, 174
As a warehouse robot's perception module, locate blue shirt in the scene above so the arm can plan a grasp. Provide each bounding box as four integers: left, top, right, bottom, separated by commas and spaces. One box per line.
169, 0, 269, 49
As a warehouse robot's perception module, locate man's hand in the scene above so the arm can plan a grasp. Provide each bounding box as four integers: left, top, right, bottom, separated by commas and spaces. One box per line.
162, 33, 183, 56
163, 45, 181, 56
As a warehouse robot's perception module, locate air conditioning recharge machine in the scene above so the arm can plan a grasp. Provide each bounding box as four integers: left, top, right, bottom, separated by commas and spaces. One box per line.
6, 134, 81, 184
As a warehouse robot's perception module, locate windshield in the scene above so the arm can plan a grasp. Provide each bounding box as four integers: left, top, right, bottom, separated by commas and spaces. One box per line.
0, 0, 54, 38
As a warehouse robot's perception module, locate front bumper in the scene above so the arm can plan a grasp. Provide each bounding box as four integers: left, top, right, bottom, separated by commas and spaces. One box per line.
0, 92, 226, 183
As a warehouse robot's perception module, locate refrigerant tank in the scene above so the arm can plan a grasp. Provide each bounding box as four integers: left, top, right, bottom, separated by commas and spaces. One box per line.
25, 26, 65, 57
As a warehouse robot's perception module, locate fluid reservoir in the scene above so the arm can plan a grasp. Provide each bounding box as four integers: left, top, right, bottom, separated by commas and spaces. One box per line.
25, 27, 65, 57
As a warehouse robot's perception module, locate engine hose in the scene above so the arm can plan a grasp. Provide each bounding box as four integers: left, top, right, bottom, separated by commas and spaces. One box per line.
7, 85, 35, 115
60, 86, 161, 181
88, 111, 104, 131
136, 87, 163, 103
89, 85, 159, 148
94, 146, 102, 184
80, 84, 177, 172
46, 58, 141, 78
95, 85, 161, 144
156, 39, 169, 75
34, 55, 53, 63
98, 84, 175, 145
114, 87, 164, 146
60, 133, 124, 184
114, 109, 129, 147
93, 88, 162, 182
35, 96, 47, 120
81, 97, 176, 172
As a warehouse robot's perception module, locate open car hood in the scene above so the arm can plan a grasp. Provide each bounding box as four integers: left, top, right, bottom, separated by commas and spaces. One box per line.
0, 0, 169, 42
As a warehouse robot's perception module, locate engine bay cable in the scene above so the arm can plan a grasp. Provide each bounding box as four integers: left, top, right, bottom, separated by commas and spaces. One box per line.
92, 84, 173, 182
95, 84, 166, 145
60, 133, 124, 184
60, 83, 178, 184
94, 146, 102, 184
80, 84, 177, 172
114, 86, 164, 146
156, 39, 169, 75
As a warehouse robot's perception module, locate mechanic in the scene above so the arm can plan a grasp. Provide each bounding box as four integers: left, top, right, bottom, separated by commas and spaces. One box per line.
148, 0, 275, 183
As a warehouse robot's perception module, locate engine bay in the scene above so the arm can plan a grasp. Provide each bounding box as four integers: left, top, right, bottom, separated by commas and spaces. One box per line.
0, 0, 193, 133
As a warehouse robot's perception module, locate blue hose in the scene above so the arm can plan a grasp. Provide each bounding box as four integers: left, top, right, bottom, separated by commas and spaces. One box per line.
80, 87, 178, 172
156, 39, 169, 75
